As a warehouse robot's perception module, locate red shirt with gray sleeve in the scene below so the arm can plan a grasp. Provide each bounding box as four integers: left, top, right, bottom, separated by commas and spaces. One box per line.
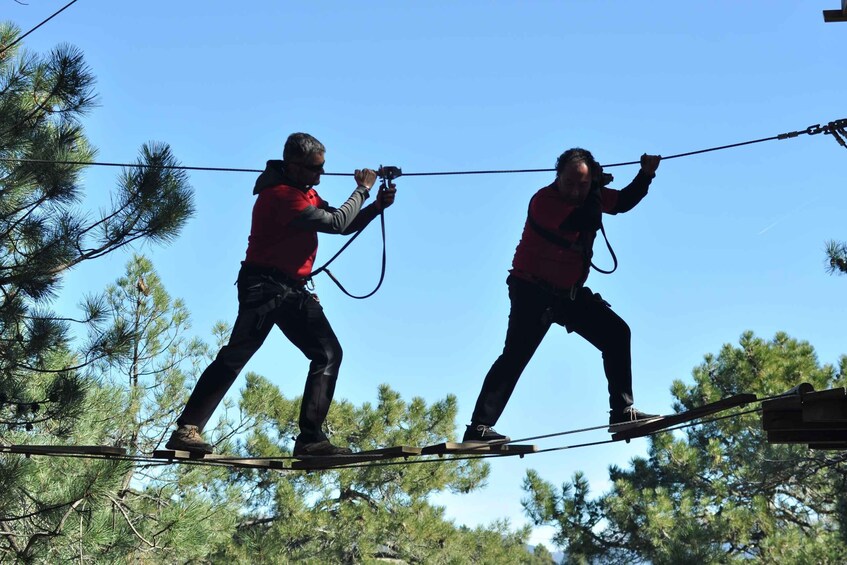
244, 160, 380, 279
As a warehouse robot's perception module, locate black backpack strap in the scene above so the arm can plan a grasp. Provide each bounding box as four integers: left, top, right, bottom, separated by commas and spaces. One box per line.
526, 193, 618, 281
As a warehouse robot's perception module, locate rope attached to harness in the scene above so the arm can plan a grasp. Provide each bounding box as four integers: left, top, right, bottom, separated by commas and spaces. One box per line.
313, 210, 387, 300
308, 166, 400, 299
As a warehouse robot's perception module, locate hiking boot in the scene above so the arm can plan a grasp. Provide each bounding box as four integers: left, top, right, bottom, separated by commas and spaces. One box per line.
462, 424, 511, 444
293, 438, 353, 457
608, 406, 662, 432
165, 425, 213, 454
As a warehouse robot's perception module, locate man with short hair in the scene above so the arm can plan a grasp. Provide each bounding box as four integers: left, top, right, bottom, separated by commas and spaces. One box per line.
167, 132, 396, 456
463, 148, 661, 444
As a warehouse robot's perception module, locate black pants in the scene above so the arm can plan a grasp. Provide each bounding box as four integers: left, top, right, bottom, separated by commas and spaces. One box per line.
176, 267, 342, 443
470, 275, 634, 426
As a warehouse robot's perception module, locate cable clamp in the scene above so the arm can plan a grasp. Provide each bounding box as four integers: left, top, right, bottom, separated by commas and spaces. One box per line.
377, 165, 402, 181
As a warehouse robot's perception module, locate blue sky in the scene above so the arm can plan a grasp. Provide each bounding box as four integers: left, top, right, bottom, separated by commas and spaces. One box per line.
7, 0, 846, 547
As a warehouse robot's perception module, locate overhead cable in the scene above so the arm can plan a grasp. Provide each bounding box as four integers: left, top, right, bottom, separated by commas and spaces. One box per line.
1, 119, 844, 178
0, 0, 81, 57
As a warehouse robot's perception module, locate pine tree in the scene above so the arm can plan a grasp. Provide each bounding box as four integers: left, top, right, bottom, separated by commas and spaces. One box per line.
214, 378, 553, 563
0, 22, 194, 560
522, 332, 847, 564
0, 256, 240, 562
93, 255, 239, 560
0, 21, 193, 432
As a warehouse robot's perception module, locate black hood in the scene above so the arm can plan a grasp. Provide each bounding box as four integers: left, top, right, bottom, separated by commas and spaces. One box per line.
253, 160, 308, 195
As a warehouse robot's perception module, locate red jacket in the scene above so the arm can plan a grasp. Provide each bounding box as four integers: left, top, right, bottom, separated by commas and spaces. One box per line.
511, 171, 653, 290
242, 160, 377, 280
244, 184, 324, 278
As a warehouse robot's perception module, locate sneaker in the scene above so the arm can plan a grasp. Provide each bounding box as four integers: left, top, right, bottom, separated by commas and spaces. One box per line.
462, 424, 511, 445
165, 425, 213, 454
608, 406, 662, 432
293, 438, 353, 457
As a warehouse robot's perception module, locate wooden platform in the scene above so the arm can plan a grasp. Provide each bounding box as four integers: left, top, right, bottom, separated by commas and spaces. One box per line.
761, 385, 847, 449
824, 9, 847, 23
419, 442, 537, 456
152, 449, 288, 470
765, 430, 847, 444
611, 393, 758, 441
152, 446, 426, 471
2, 442, 541, 471
3, 444, 126, 457
291, 446, 421, 470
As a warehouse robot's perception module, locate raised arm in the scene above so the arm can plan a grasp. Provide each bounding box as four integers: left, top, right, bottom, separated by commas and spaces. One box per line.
605, 153, 661, 214
291, 169, 377, 234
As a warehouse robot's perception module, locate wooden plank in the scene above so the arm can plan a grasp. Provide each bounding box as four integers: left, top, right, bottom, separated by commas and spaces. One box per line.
761, 396, 803, 412
291, 454, 385, 470
290, 445, 422, 470
824, 9, 847, 22
6, 445, 126, 457
678, 393, 758, 418
761, 387, 847, 426
293, 443, 538, 468
802, 388, 847, 403
803, 398, 847, 422
761, 410, 803, 430
763, 416, 847, 432
152, 449, 205, 460
354, 446, 421, 457
419, 442, 537, 456
153, 446, 424, 471
151, 450, 286, 470
808, 443, 847, 450
612, 393, 757, 441
489, 443, 538, 455
760, 384, 816, 411
421, 442, 495, 455
767, 430, 847, 444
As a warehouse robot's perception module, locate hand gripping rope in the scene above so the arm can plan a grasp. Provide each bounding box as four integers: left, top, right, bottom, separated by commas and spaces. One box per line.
307, 166, 402, 299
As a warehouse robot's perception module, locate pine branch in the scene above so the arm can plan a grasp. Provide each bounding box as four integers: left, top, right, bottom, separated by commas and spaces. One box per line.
237, 516, 278, 530
15, 353, 104, 374
0, 528, 23, 555
106, 494, 155, 548
0, 192, 51, 240
825, 240, 847, 275
19, 498, 84, 560
0, 500, 75, 523
339, 488, 378, 509
0, 45, 96, 141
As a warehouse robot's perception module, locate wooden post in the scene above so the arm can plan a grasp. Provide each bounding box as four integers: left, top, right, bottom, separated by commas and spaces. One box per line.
823, 0, 847, 22
761, 386, 847, 449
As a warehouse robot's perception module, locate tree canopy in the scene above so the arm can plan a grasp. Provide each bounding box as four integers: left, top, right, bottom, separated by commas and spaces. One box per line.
522, 332, 847, 564
0, 20, 194, 440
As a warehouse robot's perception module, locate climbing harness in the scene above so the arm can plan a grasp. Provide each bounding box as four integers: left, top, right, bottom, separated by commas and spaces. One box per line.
524, 188, 619, 294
